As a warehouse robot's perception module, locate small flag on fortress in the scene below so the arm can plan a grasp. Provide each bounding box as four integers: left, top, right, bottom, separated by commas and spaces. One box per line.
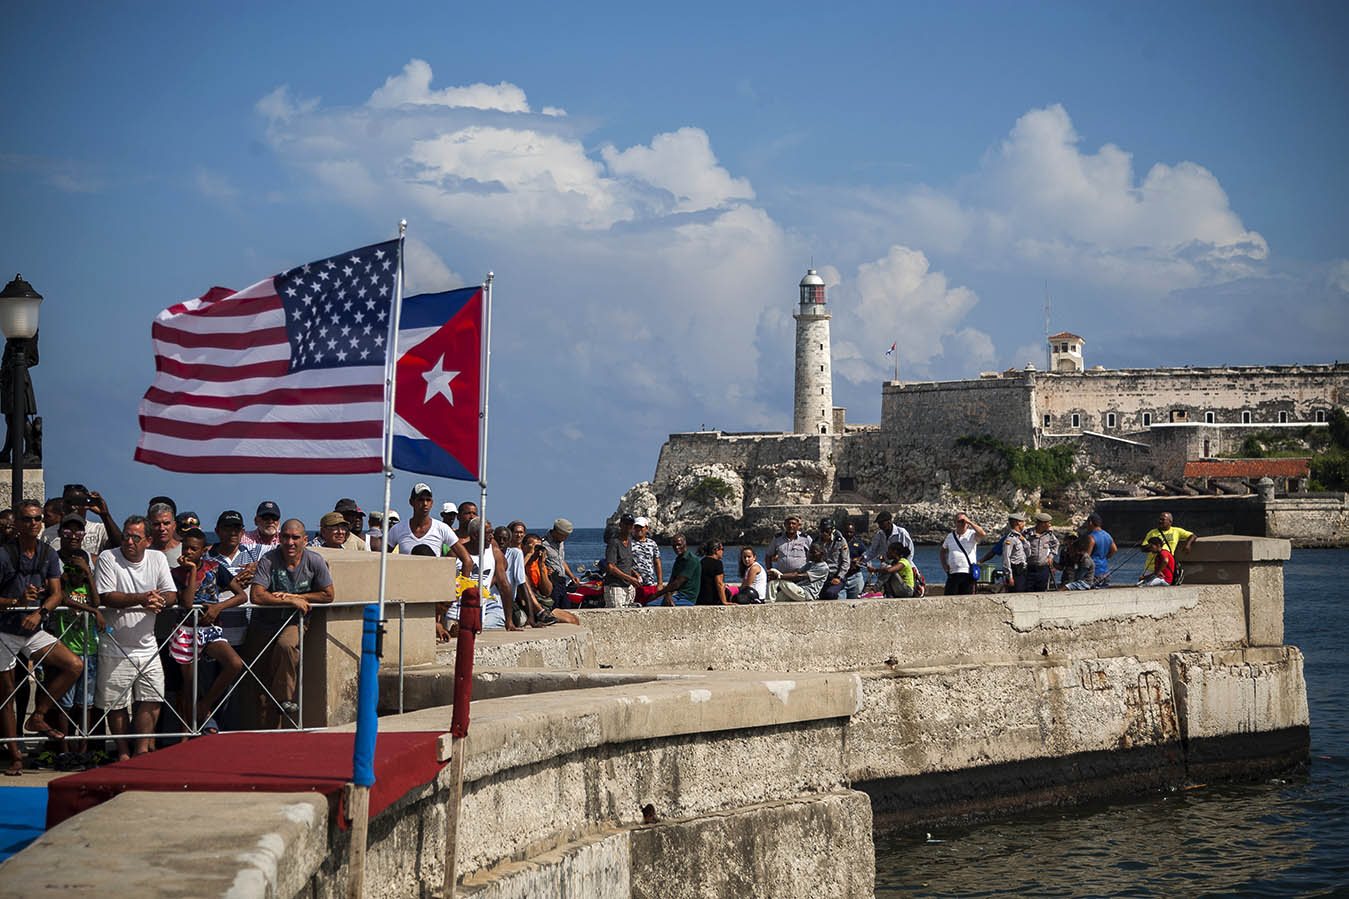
135, 240, 400, 474
391, 286, 483, 481
886, 342, 897, 356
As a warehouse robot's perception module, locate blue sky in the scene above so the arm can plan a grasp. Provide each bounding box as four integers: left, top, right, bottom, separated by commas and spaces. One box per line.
2, 1, 1346, 528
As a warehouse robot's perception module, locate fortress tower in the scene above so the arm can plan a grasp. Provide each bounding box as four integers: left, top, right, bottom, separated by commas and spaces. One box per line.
1049, 331, 1085, 372
793, 268, 833, 434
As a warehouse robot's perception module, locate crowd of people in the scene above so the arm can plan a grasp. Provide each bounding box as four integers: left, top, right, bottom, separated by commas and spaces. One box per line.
0, 477, 1198, 775
589, 508, 1197, 606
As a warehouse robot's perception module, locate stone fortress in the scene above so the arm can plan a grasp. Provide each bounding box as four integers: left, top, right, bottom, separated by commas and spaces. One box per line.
615, 269, 1349, 543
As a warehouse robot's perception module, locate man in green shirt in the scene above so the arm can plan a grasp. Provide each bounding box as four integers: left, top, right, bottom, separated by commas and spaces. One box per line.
653, 534, 700, 606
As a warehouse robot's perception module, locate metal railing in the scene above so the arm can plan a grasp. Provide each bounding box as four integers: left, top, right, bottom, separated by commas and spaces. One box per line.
1, 599, 406, 747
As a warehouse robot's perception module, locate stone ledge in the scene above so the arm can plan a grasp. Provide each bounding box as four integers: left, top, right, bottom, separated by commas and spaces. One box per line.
1184, 535, 1292, 563
0, 791, 328, 897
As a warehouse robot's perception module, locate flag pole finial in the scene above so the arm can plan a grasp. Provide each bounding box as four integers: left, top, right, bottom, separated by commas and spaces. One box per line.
399, 219, 407, 237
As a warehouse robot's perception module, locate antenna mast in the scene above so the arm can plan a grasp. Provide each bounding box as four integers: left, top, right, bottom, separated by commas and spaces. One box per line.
1043, 281, 1051, 371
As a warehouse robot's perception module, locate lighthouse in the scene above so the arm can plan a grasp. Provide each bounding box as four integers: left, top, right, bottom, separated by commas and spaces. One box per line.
793, 268, 833, 435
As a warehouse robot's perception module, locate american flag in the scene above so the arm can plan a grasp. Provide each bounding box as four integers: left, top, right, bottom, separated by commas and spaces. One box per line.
135, 240, 400, 474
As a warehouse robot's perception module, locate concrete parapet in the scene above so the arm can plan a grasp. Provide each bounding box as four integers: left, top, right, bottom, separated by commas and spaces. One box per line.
563, 585, 1245, 672
1182, 535, 1291, 645
2, 791, 328, 897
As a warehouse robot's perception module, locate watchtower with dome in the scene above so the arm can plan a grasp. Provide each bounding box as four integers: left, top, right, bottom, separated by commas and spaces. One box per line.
793, 269, 834, 434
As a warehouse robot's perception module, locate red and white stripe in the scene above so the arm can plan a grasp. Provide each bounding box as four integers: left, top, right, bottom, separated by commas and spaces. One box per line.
135, 278, 385, 474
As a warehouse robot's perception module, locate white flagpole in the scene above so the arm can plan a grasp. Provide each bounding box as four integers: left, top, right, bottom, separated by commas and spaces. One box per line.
376, 220, 408, 625
475, 272, 493, 609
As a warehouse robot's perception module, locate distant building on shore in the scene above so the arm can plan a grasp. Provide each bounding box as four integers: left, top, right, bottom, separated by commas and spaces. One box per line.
615, 268, 1349, 536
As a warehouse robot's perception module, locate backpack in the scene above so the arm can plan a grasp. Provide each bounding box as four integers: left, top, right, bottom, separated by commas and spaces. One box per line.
911, 563, 926, 597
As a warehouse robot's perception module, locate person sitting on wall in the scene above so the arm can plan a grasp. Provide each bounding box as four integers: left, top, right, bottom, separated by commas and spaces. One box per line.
652, 534, 700, 606
863, 511, 914, 576
877, 542, 917, 598
842, 522, 868, 598
816, 518, 850, 601
1140, 512, 1195, 575
769, 543, 830, 602
696, 540, 730, 605
1056, 535, 1097, 591
1138, 535, 1176, 587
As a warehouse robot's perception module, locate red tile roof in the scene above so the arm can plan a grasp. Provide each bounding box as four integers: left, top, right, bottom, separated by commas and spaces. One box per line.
1048, 331, 1084, 341
1184, 458, 1310, 479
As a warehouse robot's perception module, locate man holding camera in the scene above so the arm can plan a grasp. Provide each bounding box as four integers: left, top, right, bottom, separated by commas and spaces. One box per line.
41, 483, 120, 556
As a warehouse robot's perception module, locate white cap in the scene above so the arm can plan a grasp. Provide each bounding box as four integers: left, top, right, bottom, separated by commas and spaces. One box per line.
441, 502, 455, 514
387, 510, 401, 522
633, 516, 649, 528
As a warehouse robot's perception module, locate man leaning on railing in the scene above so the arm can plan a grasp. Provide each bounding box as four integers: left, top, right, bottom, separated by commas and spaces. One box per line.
248, 519, 334, 730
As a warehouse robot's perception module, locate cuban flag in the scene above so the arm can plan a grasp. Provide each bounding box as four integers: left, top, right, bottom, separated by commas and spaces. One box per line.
392, 286, 483, 481
885, 342, 897, 356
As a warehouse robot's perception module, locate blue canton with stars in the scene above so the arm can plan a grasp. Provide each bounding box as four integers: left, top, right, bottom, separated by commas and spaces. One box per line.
275, 239, 401, 372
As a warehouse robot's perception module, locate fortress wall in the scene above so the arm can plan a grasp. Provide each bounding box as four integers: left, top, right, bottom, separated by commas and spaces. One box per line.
881, 378, 1036, 445
1035, 367, 1349, 435
651, 432, 834, 487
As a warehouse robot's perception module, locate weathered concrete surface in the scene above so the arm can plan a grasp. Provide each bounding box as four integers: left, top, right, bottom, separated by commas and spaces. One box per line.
460, 829, 630, 899
628, 791, 875, 899
1182, 535, 1290, 645
438, 624, 596, 670
1170, 646, 1309, 740
383, 666, 698, 711
561, 585, 1246, 673
0, 792, 328, 897
846, 656, 1179, 785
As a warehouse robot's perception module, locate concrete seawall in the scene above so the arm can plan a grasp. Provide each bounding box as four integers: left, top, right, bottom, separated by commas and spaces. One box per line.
2, 536, 1310, 898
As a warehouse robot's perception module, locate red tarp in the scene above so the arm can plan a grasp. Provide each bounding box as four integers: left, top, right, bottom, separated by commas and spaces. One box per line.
46, 731, 445, 830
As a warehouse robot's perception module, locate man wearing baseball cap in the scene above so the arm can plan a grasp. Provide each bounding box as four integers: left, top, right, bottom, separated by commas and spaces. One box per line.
312, 512, 353, 550
542, 518, 580, 607
206, 510, 262, 654
243, 501, 282, 548
440, 503, 457, 528
630, 516, 662, 605
332, 499, 367, 551
386, 484, 472, 572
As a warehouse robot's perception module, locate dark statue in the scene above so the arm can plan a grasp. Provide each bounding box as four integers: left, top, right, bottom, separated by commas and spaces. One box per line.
1, 333, 40, 467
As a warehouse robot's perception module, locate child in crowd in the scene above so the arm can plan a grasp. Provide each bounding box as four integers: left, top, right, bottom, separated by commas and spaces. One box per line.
170, 529, 246, 734
736, 547, 766, 604
50, 514, 106, 758
878, 543, 918, 598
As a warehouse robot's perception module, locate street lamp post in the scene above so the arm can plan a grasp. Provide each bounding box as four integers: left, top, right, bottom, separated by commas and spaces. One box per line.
0, 274, 42, 508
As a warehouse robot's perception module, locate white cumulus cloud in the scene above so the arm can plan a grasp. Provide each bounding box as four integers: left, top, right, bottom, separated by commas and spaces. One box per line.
368, 59, 531, 113
602, 127, 754, 213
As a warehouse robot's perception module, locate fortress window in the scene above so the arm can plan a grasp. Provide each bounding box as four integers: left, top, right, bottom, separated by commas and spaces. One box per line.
819, 343, 824, 351
820, 387, 825, 395
820, 364, 825, 372
1071, 413, 1080, 428
1279, 411, 1289, 423
1316, 410, 1327, 422
1106, 413, 1116, 428
1143, 412, 1152, 426
1043, 414, 1050, 427
1204, 439, 1211, 457
1242, 411, 1252, 424
1205, 411, 1215, 424
820, 425, 827, 434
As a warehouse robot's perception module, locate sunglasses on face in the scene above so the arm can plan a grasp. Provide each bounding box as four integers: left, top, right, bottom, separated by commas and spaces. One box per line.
18, 515, 43, 523
61, 527, 86, 536
124, 534, 147, 543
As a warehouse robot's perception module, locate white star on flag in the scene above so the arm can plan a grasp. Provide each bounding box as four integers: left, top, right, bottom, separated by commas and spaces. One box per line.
422, 355, 460, 405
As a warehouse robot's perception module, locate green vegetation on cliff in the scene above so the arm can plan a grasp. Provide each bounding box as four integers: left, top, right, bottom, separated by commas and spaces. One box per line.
687, 476, 735, 506
1237, 408, 1349, 491
956, 435, 1081, 492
